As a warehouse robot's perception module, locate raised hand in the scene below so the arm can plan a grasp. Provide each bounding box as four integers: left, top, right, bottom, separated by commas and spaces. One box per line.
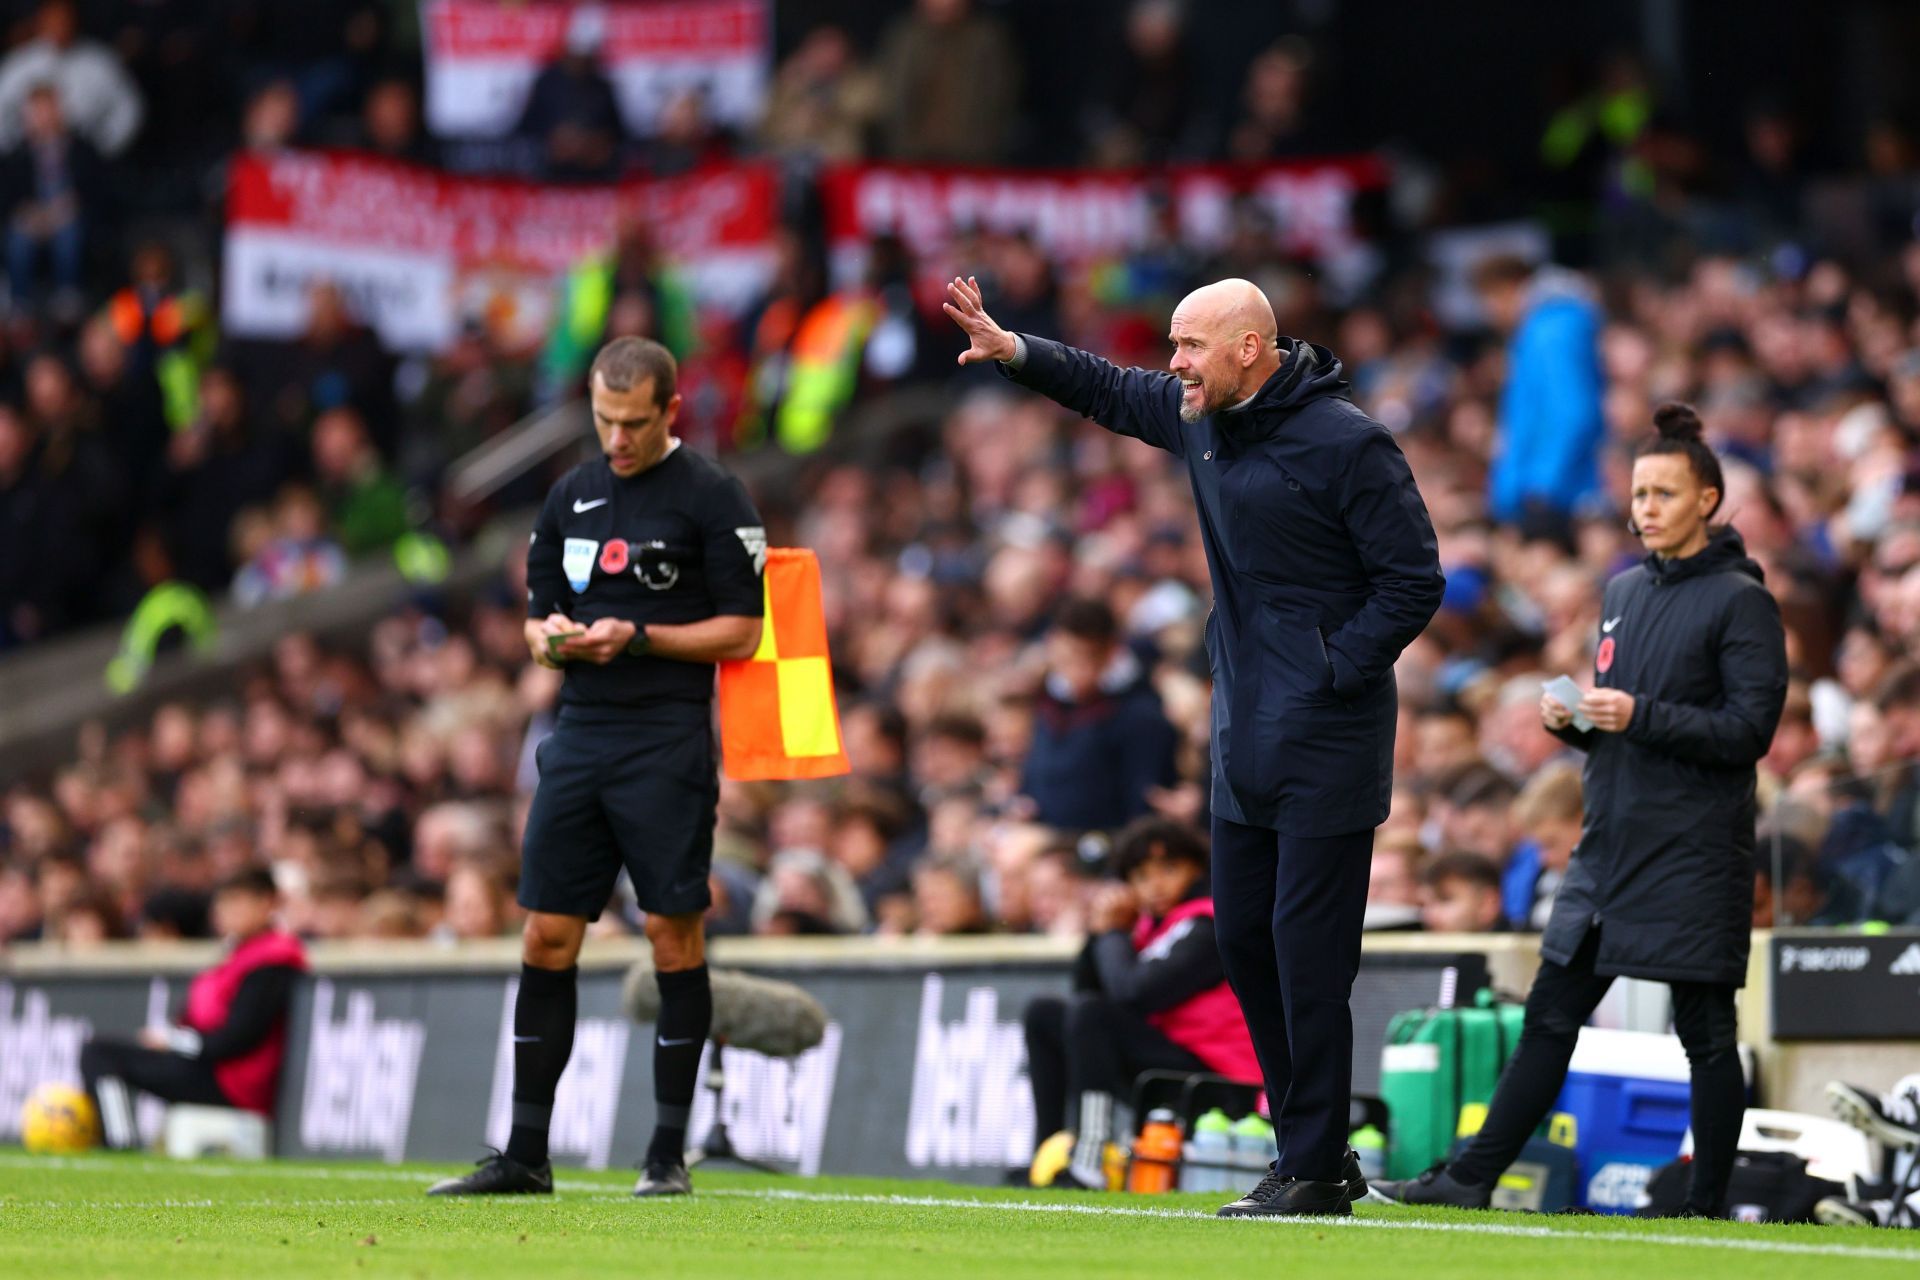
942, 275, 1018, 366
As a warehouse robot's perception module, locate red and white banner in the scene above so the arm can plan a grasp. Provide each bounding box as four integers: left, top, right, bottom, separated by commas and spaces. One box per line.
222, 149, 778, 352
421, 0, 769, 138
820, 157, 1390, 284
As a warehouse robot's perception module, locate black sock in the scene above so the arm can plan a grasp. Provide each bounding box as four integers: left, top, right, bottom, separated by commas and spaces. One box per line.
647, 964, 712, 1167
505, 963, 577, 1167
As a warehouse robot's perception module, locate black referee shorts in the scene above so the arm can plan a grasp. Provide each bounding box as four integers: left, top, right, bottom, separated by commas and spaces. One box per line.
519, 709, 718, 920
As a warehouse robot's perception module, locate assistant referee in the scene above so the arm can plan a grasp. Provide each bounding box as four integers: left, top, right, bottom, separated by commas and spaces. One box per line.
429, 337, 766, 1199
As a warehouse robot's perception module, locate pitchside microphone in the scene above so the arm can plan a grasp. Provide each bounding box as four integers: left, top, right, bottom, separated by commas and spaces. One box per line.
624, 959, 830, 1172
621, 958, 828, 1058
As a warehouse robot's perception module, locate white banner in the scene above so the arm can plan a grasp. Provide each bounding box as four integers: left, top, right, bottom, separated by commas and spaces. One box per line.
422, 0, 770, 138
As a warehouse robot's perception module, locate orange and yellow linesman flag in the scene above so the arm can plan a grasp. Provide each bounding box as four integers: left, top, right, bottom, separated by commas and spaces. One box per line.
717, 547, 851, 781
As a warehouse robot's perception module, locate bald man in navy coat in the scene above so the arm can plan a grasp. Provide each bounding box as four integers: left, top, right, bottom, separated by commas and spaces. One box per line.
947, 275, 1444, 1218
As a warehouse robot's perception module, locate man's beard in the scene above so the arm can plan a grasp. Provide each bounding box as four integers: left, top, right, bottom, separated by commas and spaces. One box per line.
1178, 373, 1224, 423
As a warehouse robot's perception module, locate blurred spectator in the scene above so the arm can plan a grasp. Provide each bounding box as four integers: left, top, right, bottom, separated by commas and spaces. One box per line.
0, 858, 41, 939
100, 239, 212, 433
753, 847, 867, 935
759, 26, 879, 162
311, 405, 408, 556
825, 787, 915, 916
404, 318, 533, 470
1083, 0, 1194, 166
227, 0, 382, 124
514, 6, 625, 182
239, 78, 302, 152
340, 75, 433, 165
913, 852, 988, 936
101, 0, 218, 161
0, 402, 62, 644
138, 886, 211, 941
1366, 832, 1423, 930
77, 313, 164, 510
231, 484, 346, 606
439, 857, 517, 942
1, 83, 106, 317
1224, 37, 1326, 161
1026, 841, 1095, 938
541, 218, 695, 404
1430, 764, 1518, 863
1504, 762, 1583, 930
234, 279, 396, 448
0, 0, 143, 157
1019, 597, 1177, 832
875, 0, 1020, 164
639, 88, 732, 177
1734, 101, 1805, 251
1419, 851, 1509, 933
1025, 816, 1256, 1189
1474, 254, 1606, 524
160, 364, 292, 590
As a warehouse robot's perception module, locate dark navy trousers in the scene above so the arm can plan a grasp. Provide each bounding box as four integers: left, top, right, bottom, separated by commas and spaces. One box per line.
1211, 816, 1373, 1181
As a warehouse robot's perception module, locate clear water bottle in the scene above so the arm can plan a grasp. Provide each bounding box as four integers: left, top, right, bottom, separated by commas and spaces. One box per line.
1229, 1112, 1277, 1186
1182, 1108, 1234, 1192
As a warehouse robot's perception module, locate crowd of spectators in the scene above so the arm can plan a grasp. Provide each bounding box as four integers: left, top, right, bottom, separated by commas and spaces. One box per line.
5, 1, 1920, 945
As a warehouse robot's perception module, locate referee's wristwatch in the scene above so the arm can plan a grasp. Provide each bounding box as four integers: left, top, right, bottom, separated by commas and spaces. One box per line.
625, 625, 652, 657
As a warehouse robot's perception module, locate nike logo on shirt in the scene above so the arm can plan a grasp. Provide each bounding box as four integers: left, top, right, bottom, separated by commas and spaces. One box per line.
1601, 616, 1621, 633
573, 498, 608, 513
657, 1036, 698, 1047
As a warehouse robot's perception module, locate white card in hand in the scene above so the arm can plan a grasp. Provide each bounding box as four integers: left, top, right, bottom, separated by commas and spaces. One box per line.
1542, 675, 1593, 731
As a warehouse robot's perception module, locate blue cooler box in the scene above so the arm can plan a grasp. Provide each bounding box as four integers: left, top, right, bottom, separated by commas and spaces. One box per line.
1551, 1028, 1693, 1213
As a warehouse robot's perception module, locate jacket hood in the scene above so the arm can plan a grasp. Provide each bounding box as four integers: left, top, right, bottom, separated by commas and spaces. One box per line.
1646, 524, 1764, 586
1218, 338, 1349, 441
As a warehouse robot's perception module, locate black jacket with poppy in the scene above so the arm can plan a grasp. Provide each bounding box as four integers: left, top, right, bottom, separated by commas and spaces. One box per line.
1003, 335, 1443, 836
1542, 526, 1788, 986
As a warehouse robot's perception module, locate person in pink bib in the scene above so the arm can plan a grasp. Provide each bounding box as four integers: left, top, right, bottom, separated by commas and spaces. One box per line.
1024, 817, 1260, 1190
81, 867, 307, 1147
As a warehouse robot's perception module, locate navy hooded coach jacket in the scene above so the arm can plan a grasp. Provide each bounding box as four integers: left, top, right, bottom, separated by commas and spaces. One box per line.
1003, 335, 1443, 836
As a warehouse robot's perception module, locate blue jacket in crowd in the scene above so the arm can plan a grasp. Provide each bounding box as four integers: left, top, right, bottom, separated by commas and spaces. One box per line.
1489, 270, 1606, 523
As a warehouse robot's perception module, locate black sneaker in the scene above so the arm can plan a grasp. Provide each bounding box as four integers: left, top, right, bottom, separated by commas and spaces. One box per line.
426, 1151, 553, 1196
1827, 1081, 1920, 1152
1365, 1163, 1492, 1209
1218, 1164, 1291, 1217
1218, 1175, 1352, 1218
1218, 1150, 1364, 1218
633, 1161, 692, 1197
1340, 1147, 1368, 1203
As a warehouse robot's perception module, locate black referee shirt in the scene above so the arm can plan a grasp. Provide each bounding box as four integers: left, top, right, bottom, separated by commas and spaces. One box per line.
527, 443, 765, 719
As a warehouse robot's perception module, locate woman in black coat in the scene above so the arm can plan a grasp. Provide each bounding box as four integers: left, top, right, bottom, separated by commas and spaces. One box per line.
1372, 403, 1788, 1218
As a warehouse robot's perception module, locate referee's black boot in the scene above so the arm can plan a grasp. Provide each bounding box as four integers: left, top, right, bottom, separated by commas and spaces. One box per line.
426, 1151, 553, 1196
1365, 1163, 1492, 1209
633, 1161, 692, 1197
1218, 1148, 1366, 1217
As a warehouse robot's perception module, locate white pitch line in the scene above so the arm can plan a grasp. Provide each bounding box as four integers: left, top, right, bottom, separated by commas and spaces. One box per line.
3, 1154, 1918, 1264
702, 1187, 1920, 1263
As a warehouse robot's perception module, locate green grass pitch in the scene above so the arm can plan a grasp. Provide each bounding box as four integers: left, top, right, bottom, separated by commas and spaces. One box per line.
2, 1151, 1918, 1279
